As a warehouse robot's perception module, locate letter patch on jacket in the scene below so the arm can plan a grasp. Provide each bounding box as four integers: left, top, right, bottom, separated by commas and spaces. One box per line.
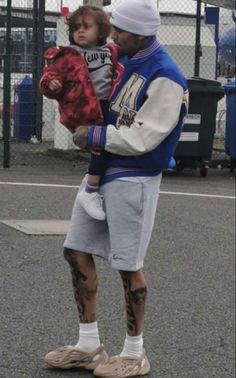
111, 73, 145, 128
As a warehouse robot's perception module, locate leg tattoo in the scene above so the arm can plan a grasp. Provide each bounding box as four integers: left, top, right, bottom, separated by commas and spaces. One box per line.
120, 271, 147, 336
64, 248, 97, 323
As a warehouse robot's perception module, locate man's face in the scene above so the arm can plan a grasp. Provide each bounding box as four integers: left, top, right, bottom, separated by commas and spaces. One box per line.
111, 27, 141, 57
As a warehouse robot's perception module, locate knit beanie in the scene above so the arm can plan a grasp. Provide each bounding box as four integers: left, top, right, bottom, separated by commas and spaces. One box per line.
110, 0, 161, 36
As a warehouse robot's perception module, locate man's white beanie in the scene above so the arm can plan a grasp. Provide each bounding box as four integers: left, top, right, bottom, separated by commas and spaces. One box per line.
110, 0, 161, 36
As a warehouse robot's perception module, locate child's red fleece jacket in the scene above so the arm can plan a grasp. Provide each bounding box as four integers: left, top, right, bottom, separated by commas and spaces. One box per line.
39, 46, 104, 133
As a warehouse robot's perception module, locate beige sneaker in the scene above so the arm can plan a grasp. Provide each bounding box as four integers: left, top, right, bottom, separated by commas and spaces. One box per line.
93, 350, 150, 377
44, 344, 108, 370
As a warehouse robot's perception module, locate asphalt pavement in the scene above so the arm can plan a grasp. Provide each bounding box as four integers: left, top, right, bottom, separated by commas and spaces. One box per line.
0, 164, 235, 378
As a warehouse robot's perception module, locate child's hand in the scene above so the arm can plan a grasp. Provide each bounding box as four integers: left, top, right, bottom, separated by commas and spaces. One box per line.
49, 79, 62, 91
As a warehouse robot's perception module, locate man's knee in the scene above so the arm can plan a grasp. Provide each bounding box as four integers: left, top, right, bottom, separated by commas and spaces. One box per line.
63, 247, 75, 262
119, 269, 146, 283
63, 247, 93, 270
119, 270, 148, 291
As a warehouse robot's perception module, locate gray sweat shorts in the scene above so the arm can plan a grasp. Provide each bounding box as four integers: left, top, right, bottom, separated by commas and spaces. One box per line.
64, 174, 162, 271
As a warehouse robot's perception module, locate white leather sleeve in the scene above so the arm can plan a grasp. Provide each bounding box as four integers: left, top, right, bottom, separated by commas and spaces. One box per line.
105, 77, 184, 156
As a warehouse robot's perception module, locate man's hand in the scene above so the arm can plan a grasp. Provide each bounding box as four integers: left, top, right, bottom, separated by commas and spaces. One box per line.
73, 126, 89, 150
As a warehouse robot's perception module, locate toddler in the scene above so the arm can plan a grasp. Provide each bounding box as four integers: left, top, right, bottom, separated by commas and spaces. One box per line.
40, 5, 117, 220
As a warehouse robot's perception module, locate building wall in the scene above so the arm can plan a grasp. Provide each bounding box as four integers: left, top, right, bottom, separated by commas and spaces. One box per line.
159, 22, 216, 79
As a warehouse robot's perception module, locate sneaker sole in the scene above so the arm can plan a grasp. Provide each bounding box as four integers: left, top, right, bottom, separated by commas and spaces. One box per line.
44, 345, 108, 370
94, 354, 150, 377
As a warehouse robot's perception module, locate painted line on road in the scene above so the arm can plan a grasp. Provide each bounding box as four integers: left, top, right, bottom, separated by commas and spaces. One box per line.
0, 181, 79, 189
0, 181, 235, 200
160, 190, 235, 199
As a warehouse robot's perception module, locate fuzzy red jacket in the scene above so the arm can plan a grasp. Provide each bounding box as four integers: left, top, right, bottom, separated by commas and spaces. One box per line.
39, 46, 104, 133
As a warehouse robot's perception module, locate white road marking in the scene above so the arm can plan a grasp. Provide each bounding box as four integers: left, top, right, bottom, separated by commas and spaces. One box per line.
0, 181, 235, 199
0, 181, 78, 188
160, 190, 235, 199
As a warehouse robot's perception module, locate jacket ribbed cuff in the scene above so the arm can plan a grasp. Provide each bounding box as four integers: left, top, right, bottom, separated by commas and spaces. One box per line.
88, 125, 107, 149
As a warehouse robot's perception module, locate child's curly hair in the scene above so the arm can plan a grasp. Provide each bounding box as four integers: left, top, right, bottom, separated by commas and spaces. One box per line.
66, 5, 111, 45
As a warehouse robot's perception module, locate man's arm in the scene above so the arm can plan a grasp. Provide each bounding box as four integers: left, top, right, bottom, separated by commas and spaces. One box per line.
88, 77, 184, 156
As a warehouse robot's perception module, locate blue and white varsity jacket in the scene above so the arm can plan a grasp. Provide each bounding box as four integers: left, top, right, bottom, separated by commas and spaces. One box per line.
88, 36, 189, 183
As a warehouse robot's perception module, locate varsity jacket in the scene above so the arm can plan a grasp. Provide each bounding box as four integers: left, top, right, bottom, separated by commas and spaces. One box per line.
88, 36, 189, 183
39, 44, 117, 133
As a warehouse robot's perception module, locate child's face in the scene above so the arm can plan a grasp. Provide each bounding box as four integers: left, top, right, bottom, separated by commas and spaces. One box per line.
73, 14, 100, 47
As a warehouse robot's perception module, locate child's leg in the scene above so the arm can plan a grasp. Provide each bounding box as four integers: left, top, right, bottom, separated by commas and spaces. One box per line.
84, 151, 107, 193
77, 151, 109, 220
85, 173, 101, 193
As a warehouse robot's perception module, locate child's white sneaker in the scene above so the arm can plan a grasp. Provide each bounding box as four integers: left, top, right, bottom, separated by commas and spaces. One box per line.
77, 190, 106, 220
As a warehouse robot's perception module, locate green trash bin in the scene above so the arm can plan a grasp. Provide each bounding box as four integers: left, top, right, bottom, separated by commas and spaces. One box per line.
174, 77, 224, 177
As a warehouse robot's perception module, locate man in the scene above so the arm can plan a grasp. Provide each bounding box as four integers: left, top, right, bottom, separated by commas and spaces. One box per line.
44, 0, 188, 377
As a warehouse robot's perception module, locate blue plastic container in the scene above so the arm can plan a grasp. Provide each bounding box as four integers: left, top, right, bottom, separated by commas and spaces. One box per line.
224, 80, 236, 160
13, 75, 33, 139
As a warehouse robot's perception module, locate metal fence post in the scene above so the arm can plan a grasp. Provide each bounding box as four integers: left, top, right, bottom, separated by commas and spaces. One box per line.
194, 0, 202, 77
35, 0, 45, 141
31, 0, 39, 141
2, 0, 12, 168
31, 0, 45, 143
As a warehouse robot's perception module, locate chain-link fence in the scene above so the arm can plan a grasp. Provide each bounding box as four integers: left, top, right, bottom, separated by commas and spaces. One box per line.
0, 0, 235, 168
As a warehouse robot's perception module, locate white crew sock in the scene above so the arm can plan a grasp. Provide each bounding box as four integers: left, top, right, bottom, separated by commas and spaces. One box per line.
74, 322, 101, 353
120, 333, 144, 358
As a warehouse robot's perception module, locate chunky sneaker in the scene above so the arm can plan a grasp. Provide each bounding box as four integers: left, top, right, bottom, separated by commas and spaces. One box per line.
94, 350, 150, 377
44, 344, 108, 370
77, 190, 106, 221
